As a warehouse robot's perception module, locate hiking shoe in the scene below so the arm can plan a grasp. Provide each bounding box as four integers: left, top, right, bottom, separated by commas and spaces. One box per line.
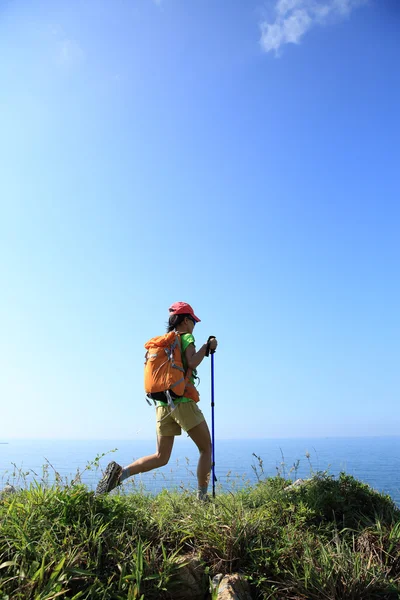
96, 461, 122, 495
196, 491, 211, 503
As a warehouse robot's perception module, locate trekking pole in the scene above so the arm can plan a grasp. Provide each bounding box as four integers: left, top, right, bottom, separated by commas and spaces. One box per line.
206, 336, 217, 497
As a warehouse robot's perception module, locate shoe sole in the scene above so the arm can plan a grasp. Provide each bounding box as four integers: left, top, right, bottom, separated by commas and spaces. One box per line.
96, 461, 122, 495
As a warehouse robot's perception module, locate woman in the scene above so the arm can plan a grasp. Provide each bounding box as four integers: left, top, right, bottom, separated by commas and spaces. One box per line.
96, 301, 218, 500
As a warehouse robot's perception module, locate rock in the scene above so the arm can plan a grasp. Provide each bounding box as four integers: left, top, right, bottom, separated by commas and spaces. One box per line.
284, 478, 305, 491
1, 484, 16, 496
284, 478, 315, 491
215, 574, 252, 600
171, 554, 207, 600
211, 573, 223, 591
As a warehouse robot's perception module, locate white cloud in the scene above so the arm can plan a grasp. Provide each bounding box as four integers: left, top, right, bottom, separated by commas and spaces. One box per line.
260, 0, 367, 55
57, 39, 85, 67
47, 24, 85, 68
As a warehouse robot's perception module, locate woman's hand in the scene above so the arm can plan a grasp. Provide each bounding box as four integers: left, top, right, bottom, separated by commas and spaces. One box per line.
208, 337, 218, 352
186, 337, 218, 369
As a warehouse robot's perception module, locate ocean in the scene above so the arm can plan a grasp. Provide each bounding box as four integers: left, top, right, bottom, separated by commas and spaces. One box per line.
1, 437, 400, 505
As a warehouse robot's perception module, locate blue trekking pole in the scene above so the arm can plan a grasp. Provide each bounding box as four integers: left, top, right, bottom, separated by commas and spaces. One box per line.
206, 336, 217, 497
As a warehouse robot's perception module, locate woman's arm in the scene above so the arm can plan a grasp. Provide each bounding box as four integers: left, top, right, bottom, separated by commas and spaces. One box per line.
185, 343, 208, 370
185, 338, 218, 370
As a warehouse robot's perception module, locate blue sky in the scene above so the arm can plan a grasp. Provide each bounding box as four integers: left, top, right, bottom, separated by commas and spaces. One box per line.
1, 0, 399, 441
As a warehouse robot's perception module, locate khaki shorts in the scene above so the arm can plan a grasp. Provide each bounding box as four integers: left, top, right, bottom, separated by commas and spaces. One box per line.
156, 402, 205, 436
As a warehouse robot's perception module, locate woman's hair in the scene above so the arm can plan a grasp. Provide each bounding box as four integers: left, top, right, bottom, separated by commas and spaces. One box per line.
167, 313, 192, 332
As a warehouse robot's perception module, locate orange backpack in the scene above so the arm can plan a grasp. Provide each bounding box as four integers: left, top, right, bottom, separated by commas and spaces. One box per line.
144, 331, 199, 405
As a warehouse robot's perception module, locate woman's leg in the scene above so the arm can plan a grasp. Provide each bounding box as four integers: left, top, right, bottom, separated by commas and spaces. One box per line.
187, 420, 212, 491
96, 435, 175, 494
121, 435, 175, 479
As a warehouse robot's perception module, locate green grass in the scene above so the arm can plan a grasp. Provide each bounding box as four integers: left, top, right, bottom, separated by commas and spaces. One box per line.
1, 473, 400, 599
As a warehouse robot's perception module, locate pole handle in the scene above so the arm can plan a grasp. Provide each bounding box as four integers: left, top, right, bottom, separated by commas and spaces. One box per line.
205, 335, 216, 357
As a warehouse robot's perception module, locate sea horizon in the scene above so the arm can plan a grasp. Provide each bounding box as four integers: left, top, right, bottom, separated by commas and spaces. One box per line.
3, 434, 400, 442
2, 436, 400, 505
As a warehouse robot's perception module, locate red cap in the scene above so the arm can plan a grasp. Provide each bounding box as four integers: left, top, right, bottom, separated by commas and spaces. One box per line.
169, 302, 201, 322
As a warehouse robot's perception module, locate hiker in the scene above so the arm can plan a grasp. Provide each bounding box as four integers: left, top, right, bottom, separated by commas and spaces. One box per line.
96, 301, 218, 500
